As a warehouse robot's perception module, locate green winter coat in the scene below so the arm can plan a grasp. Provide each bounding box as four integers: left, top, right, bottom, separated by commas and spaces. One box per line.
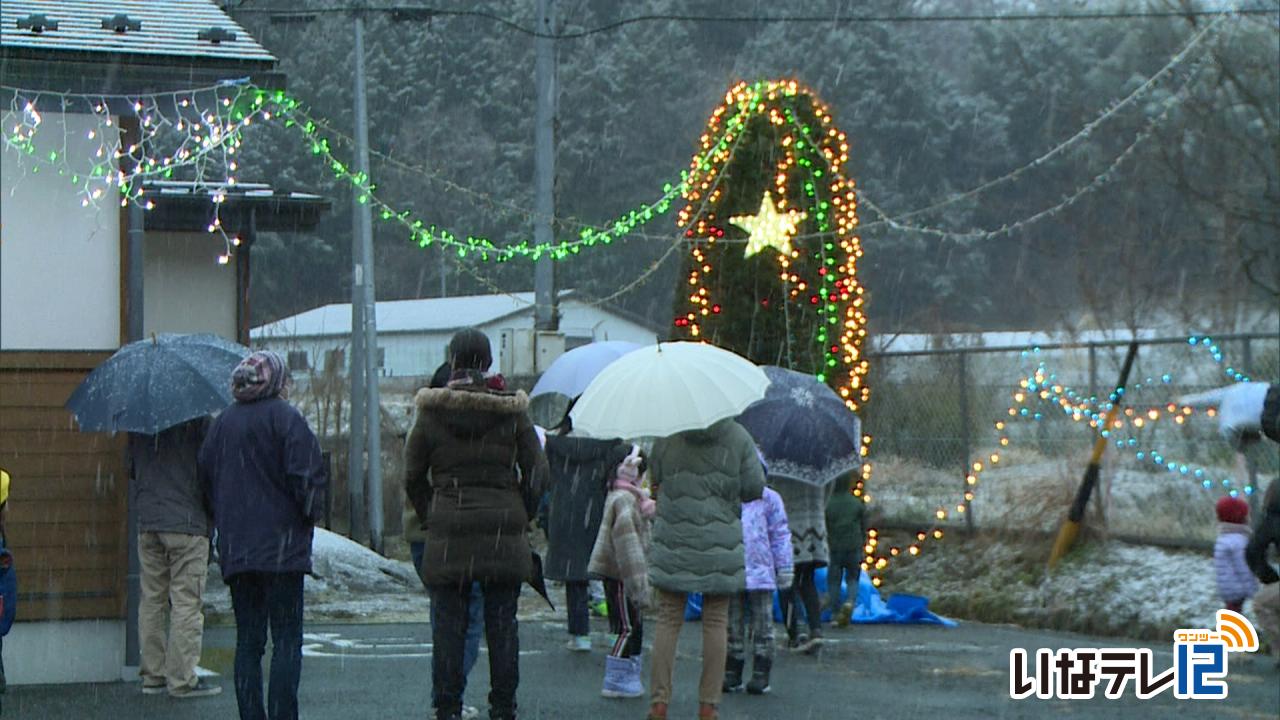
648, 419, 765, 595
825, 484, 867, 554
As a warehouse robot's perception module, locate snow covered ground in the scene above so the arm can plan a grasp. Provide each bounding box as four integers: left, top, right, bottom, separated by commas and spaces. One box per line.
204, 528, 430, 623
870, 447, 1247, 544
868, 445, 1277, 641
884, 531, 1224, 642
203, 528, 562, 624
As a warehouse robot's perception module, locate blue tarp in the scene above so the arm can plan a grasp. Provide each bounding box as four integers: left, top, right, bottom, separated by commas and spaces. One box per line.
684, 567, 956, 627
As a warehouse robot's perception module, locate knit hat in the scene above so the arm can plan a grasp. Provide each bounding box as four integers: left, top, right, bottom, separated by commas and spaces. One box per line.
1215, 495, 1249, 524
231, 350, 289, 402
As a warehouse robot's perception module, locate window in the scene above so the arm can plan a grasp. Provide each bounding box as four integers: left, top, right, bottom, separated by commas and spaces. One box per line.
287, 350, 309, 372
565, 336, 592, 351
376, 347, 386, 368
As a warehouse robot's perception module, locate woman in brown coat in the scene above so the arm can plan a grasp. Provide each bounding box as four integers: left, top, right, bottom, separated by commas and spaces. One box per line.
404, 328, 548, 720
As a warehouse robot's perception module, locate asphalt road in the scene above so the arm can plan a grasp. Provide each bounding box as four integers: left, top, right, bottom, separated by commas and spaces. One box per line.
7, 611, 1278, 719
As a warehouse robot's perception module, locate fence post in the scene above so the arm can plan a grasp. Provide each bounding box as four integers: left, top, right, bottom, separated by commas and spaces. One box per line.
1088, 343, 1098, 400
959, 352, 974, 533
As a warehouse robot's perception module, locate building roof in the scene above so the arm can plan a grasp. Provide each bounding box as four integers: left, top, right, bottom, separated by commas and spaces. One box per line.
253, 291, 581, 340
1, 0, 274, 65
143, 180, 330, 233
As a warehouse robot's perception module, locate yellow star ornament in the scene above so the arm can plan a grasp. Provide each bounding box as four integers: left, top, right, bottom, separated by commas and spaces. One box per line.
730, 191, 807, 259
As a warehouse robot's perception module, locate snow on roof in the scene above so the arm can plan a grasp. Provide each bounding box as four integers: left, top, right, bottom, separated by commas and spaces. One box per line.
2, 0, 275, 64
252, 290, 576, 339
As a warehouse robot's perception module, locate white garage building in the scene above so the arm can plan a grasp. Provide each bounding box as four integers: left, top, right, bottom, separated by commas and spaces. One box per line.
252, 290, 663, 378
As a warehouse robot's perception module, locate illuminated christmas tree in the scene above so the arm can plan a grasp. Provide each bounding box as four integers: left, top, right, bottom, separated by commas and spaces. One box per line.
673, 80, 869, 411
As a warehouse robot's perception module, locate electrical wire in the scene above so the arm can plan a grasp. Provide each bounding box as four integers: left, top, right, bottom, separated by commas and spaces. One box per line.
228, 4, 1279, 39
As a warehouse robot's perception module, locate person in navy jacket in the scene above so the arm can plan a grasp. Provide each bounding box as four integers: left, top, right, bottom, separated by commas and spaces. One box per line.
200, 350, 326, 720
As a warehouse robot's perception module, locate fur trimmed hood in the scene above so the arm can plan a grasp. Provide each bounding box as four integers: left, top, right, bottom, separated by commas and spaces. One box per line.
415, 386, 530, 436
415, 386, 530, 414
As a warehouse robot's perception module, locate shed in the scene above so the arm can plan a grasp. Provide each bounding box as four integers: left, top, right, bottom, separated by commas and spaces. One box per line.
0, 0, 327, 685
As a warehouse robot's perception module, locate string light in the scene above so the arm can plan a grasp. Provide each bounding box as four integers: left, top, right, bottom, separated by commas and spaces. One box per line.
855, 12, 1229, 233
2, 19, 1229, 272
673, 79, 870, 421
863, 336, 1261, 583
2, 80, 275, 256
278, 98, 754, 262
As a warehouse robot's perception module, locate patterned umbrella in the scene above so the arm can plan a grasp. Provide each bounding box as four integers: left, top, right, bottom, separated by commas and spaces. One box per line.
737, 366, 862, 486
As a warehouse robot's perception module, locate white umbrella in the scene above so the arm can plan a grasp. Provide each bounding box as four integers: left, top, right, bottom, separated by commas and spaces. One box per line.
570, 342, 769, 438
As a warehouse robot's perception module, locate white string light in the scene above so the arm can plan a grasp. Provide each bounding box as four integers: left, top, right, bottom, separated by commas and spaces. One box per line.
857, 11, 1232, 230
848, 48, 1219, 241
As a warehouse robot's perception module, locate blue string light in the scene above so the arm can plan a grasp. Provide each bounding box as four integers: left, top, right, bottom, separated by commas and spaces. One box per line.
1011, 355, 1250, 495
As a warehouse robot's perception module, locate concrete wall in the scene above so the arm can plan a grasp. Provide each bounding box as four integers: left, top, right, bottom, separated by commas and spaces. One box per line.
4, 620, 126, 685
143, 231, 237, 340
1, 112, 121, 350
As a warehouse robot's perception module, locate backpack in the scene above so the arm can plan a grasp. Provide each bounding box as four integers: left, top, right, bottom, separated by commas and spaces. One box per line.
0, 544, 15, 636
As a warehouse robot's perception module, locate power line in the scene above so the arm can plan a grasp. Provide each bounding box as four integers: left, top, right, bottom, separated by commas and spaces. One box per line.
228, 4, 1280, 38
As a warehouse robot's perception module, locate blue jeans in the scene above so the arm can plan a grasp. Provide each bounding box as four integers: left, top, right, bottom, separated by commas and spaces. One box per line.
229, 572, 304, 720
412, 542, 483, 700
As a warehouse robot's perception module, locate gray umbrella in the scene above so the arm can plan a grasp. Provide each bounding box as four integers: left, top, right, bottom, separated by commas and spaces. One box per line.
65, 333, 250, 434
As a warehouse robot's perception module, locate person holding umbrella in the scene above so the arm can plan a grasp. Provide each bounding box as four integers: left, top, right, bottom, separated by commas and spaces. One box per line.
199, 351, 326, 720
646, 418, 765, 720
404, 328, 549, 720
567, 341, 770, 720
129, 416, 219, 698
736, 366, 865, 653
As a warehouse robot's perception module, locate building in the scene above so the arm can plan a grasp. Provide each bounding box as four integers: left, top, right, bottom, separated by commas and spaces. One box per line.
252, 290, 664, 379
0, 0, 327, 684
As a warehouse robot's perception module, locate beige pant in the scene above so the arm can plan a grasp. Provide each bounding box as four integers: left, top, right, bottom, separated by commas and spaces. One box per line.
649, 590, 729, 707
1254, 582, 1280, 659
138, 532, 209, 691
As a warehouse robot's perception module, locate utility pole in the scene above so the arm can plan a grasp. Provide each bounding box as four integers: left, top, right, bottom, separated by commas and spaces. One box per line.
347, 7, 369, 545
352, 6, 383, 552
533, 0, 557, 331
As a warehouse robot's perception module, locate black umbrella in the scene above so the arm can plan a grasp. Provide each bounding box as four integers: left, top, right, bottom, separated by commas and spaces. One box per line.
527, 551, 556, 611
737, 366, 862, 486
65, 333, 250, 434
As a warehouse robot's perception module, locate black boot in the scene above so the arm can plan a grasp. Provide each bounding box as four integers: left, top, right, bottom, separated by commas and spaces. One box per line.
722, 655, 745, 693
746, 655, 772, 695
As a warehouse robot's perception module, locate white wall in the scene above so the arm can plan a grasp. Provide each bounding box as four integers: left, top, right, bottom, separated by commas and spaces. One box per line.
558, 300, 662, 346
4, 620, 125, 684
255, 302, 661, 379
1, 112, 121, 350
381, 332, 449, 378
143, 232, 237, 340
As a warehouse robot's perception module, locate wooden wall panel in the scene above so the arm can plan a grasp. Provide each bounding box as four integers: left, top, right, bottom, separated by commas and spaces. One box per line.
0, 351, 127, 621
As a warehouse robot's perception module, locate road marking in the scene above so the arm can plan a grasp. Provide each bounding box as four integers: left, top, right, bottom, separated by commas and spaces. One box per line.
300, 631, 546, 660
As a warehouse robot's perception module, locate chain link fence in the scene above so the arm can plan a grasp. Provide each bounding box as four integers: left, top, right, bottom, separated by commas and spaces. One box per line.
862, 332, 1280, 547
